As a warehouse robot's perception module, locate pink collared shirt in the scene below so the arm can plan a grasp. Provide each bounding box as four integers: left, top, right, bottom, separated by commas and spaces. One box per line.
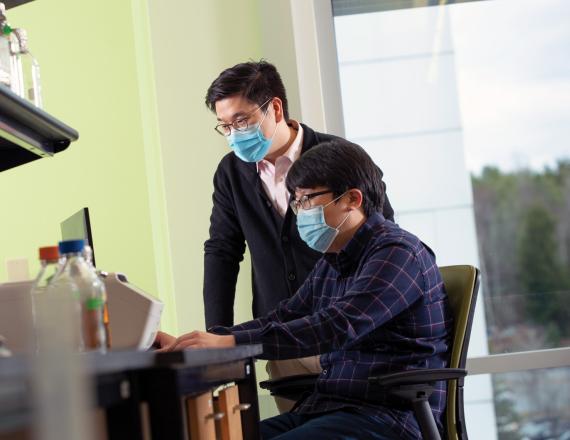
257, 120, 303, 217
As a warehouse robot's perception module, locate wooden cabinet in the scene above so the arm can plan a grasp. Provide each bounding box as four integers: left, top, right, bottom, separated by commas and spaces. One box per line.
186, 392, 219, 440
215, 385, 247, 440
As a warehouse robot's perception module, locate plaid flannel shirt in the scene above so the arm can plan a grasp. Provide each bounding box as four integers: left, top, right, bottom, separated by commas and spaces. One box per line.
211, 213, 453, 439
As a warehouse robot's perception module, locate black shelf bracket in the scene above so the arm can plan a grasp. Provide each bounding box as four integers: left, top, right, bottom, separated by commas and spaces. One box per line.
0, 84, 79, 172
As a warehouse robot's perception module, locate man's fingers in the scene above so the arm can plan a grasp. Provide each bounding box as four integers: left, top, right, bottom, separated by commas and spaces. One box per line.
155, 344, 172, 353
175, 331, 198, 342
155, 331, 176, 348
155, 331, 215, 352
171, 340, 201, 351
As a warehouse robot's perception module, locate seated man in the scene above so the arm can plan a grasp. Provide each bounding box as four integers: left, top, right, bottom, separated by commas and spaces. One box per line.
156, 139, 453, 440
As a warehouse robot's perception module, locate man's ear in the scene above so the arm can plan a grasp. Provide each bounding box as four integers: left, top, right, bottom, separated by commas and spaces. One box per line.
272, 97, 285, 123
347, 189, 363, 209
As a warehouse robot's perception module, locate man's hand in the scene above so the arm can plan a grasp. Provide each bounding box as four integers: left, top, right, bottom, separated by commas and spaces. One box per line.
153, 331, 177, 349
156, 330, 236, 352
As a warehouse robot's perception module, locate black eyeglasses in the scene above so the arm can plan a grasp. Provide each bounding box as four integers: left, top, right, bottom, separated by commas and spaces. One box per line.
289, 190, 333, 215
214, 98, 272, 136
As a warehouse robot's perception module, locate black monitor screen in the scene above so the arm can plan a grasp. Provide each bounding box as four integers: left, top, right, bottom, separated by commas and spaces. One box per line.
60, 207, 96, 267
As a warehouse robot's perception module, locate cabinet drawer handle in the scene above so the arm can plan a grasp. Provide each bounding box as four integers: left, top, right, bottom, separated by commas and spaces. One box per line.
233, 403, 251, 413
206, 412, 225, 421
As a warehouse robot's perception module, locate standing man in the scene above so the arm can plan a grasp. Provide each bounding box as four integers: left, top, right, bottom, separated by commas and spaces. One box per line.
203, 61, 394, 410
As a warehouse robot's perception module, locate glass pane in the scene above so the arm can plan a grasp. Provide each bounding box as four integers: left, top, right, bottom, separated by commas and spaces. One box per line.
465, 368, 570, 440
333, 1, 570, 438
333, 0, 570, 353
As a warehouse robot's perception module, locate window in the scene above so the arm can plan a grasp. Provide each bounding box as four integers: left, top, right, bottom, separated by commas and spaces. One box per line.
330, 0, 570, 438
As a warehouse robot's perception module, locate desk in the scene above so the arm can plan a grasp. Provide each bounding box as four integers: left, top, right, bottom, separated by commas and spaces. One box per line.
0, 345, 262, 440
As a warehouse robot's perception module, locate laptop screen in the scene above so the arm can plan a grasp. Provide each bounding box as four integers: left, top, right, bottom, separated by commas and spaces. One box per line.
60, 207, 96, 267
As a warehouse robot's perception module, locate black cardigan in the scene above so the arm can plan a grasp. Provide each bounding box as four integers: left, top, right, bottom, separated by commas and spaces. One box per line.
203, 124, 395, 328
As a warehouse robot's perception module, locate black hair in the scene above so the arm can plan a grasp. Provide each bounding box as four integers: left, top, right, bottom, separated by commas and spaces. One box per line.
286, 140, 385, 217
205, 60, 289, 120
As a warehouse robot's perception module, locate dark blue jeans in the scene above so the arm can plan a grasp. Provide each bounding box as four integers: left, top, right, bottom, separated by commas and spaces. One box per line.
261, 409, 400, 440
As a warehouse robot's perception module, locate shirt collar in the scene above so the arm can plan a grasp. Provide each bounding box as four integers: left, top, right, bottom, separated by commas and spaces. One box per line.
282, 120, 303, 163
256, 120, 303, 173
325, 212, 386, 274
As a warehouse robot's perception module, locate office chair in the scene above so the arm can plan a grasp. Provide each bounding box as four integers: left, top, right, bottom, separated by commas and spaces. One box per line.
260, 265, 480, 440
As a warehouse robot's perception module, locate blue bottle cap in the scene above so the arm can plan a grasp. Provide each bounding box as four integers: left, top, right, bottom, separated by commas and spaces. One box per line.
58, 239, 85, 254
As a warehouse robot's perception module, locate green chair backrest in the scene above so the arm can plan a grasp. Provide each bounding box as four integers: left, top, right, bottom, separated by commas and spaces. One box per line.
439, 265, 480, 440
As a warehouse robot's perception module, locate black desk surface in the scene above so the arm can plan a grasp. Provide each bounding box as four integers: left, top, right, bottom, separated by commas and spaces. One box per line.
0, 345, 263, 378
0, 345, 263, 433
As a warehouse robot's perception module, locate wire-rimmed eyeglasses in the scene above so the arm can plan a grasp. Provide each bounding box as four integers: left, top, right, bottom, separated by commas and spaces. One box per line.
289, 190, 333, 215
214, 98, 272, 136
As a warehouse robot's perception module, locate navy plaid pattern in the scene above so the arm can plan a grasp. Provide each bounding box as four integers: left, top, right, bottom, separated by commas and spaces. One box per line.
212, 213, 453, 439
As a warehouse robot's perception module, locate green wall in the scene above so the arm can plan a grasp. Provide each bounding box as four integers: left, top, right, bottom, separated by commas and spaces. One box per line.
147, 0, 263, 332
1, 0, 281, 419
0, 0, 176, 330
0, 0, 267, 333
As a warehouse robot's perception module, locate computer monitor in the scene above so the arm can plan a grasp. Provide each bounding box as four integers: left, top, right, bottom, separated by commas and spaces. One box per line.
60, 207, 96, 267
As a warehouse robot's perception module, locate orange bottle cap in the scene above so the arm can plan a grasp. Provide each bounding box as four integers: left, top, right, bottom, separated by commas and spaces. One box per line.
39, 246, 59, 262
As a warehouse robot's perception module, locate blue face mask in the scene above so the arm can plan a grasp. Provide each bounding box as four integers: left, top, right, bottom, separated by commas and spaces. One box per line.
296, 193, 351, 253
226, 107, 277, 163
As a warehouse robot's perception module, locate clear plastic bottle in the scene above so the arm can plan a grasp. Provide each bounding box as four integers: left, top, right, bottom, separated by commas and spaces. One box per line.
12, 28, 42, 108
50, 239, 108, 352
0, 4, 42, 107
32, 241, 95, 440
31, 246, 61, 295
30, 246, 62, 352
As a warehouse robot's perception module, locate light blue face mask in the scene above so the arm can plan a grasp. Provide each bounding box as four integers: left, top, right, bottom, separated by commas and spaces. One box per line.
296, 193, 351, 253
226, 105, 277, 163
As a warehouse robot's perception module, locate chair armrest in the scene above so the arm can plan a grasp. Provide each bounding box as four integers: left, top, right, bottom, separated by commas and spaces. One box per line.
259, 373, 319, 401
259, 373, 319, 391
369, 368, 467, 387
